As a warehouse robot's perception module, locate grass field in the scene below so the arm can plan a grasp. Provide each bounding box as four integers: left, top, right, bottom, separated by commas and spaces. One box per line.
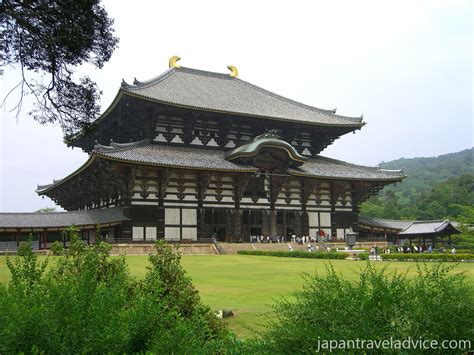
1, 255, 473, 338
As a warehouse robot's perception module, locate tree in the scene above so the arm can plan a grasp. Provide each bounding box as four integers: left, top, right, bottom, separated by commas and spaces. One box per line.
35, 207, 56, 213
0, 0, 119, 136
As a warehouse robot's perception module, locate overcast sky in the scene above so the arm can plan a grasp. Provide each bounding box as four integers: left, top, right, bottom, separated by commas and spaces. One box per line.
0, 0, 472, 212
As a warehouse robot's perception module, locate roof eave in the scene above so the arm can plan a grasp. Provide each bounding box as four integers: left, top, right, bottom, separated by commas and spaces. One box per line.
121, 90, 365, 128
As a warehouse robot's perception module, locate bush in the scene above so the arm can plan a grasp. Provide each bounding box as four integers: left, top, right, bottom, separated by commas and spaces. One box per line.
252, 263, 474, 354
381, 253, 474, 262
237, 250, 348, 259
0, 229, 234, 353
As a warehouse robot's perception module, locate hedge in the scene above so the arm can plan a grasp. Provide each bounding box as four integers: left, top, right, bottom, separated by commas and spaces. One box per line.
237, 250, 348, 259
359, 252, 474, 262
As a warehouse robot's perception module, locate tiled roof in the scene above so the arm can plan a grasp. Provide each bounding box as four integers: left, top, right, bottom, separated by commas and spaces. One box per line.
399, 220, 461, 235
0, 207, 128, 229
95, 140, 258, 172
358, 216, 412, 230
289, 156, 405, 181
37, 142, 404, 194
120, 67, 364, 127
359, 216, 461, 235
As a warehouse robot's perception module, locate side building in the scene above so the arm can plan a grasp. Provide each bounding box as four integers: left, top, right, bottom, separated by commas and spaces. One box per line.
0, 58, 404, 248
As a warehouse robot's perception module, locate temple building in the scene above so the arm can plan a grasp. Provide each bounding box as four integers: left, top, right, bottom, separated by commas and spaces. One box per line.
1, 57, 405, 247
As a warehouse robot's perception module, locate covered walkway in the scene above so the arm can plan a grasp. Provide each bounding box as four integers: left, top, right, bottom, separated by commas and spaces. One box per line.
0, 207, 129, 251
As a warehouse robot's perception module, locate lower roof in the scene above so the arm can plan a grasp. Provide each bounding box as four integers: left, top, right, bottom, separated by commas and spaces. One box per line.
0, 207, 128, 231
358, 216, 412, 231
399, 220, 461, 236
359, 216, 461, 235
37, 141, 405, 194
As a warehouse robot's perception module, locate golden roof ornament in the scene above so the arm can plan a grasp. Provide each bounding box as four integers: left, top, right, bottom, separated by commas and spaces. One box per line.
227, 65, 238, 78
169, 55, 181, 69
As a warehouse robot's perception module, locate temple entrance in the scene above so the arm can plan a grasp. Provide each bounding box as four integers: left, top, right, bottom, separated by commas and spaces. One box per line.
204, 208, 227, 241
277, 211, 297, 238
243, 210, 263, 241
250, 227, 262, 236
213, 226, 226, 242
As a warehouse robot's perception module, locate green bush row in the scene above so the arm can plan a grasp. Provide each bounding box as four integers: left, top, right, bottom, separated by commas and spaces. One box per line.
237, 250, 349, 259
358, 252, 474, 261
382, 253, 474, 261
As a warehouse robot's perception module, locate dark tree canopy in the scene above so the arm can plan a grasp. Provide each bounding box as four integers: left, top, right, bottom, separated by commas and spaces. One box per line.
0, 0, 119, 136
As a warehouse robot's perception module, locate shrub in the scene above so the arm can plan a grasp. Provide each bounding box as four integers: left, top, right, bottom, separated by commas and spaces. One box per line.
237, 250, 348, 259
381, 253, 474, 262
0, 229, 233, 353
253, 263, 474, 354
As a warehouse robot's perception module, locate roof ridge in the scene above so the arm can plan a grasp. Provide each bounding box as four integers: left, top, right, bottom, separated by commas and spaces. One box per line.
93, 139, 152, 153
364, 216, 413, 223
121, 68, 176, 89
411, 219, 447, 224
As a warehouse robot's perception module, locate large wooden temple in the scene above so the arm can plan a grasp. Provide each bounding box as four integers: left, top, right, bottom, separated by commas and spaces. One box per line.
3, 57, 405, 245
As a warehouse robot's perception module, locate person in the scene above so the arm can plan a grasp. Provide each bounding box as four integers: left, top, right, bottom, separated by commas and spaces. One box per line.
413, 245, 418, 252
451, 247, 456, 254
307, 243, 312, 252
428, 245, 432, 253
288, 244, 293, 251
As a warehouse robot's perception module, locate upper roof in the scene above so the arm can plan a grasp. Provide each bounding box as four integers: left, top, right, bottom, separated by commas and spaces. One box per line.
37, 140, 404, 195
0, 207, 128, 230
119, 66, 364, 127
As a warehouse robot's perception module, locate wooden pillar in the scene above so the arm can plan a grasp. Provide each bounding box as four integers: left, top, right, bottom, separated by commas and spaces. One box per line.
122, 207, 133, 241
157, 170, 166, 240
301, 211, 309, 237
300, 179, 310, 237
16, 229, 20, 248
262, 210, 270, 236
330, 182, 337, 239
294, 212, 302, 237
233, 209, 242, 242
44, 230, 48, 249
225, 209, 233, 241
269, 210, 277, 236
448, 234, 452, 245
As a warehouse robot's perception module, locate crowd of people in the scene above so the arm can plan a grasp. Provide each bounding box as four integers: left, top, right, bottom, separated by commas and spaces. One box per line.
370, 244, 457, 255
249, 234, 329, 244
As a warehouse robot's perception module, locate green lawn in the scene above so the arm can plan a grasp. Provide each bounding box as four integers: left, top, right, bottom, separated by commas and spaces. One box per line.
1, 255, 473, 338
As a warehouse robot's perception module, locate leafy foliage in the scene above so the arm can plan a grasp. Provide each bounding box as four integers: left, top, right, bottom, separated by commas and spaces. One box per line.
237, 250, 349, 259
34, 207, 56, 213
0, 230, 232, 353
253, 263, 474, 354
0, 0, 118, 135
361, 149, 473, 220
